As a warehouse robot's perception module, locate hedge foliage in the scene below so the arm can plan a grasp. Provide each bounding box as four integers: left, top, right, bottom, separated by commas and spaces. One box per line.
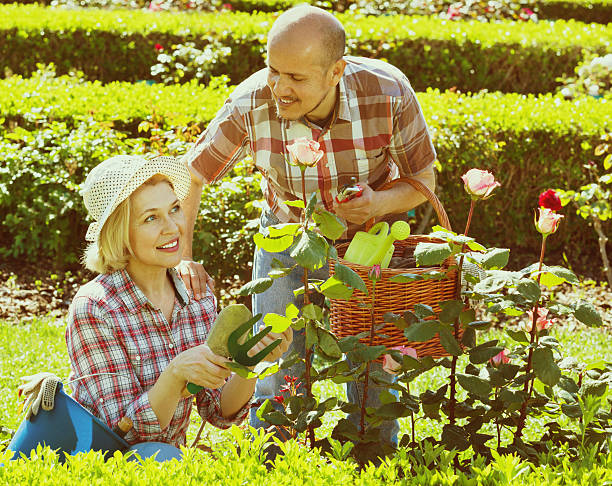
1, 0, 610, 24
0, 70, 609, 277
1, 5, 611, 93
3, 440, 612, 485
537, 0, 612, 23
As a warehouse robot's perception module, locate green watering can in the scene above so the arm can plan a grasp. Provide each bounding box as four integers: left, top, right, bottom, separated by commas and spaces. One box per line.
343, 220, 411, 268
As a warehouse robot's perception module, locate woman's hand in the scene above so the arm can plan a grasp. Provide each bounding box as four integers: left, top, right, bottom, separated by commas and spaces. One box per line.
169, 344, 230, 391
176, 259, 215, 300
248, 327, 293, 363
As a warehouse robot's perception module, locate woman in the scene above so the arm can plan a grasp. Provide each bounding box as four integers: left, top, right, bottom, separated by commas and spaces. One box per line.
66, 154, 291, 451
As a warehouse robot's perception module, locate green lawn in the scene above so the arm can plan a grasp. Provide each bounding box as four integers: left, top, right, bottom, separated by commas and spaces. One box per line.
2, 316, 611, 448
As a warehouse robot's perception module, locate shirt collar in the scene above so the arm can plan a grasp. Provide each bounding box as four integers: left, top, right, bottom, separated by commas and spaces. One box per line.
336, 74, 351, 122
112, 268, 191, 314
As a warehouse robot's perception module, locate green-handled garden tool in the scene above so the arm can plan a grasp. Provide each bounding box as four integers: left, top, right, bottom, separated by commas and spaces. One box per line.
186, 307, 282, 394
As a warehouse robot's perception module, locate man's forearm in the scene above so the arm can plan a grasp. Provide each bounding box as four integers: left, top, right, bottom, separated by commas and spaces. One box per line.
183, 176, 204, 259
375, 164, 436, 217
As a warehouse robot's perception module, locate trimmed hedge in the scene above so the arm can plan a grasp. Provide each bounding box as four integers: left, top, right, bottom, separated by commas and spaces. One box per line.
0, 5, 611, 93
0, 0, 610, 24
538, 0, 612, 23
0, 71, 610, 277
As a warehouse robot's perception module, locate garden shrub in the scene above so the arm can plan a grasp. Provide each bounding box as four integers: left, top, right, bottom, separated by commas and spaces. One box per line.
0, 5, 610, 93
0, 70, 609, 277
1, 0, 610, 24
2, 440, 612, 484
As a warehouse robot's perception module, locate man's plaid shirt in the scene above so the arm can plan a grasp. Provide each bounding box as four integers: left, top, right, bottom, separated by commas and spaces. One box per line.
185, 56, 436, 237
66, 268, 249, 447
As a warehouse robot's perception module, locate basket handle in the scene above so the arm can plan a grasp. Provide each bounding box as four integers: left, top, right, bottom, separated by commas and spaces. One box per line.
366, 177, 452, 232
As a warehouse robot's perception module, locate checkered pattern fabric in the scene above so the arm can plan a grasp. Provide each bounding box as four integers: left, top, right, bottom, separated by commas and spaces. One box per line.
185, 56, 436, 237
66, 268, 249, 447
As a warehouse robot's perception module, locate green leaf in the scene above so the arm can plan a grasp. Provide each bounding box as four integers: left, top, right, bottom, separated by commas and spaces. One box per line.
516, 278, 541, 303
457, 373, 492, 397
604, 153, 612, 171
253, 232, 294, 253
473, 270, 521, 293
459, 308, 476, 325
403, 321, 440, 342
532, 348, 561, 387
302, 303, 324, 321
317, 328, 342, 360
574, 300, 603, 327
263, 313, 292, 333
334, 263, 368, 294
441, 425, 470, 451
438, 299, 464, 324
286, 303, 299, 320
533, 266, 579, 287
414, 242, 452, 266
305, 192, 318, 219
438, 327, 462, 356
290, 229, 328, 271
389, 273, 423, 283
375, 402, 412, 419
318, 276, 354, 300
284, 199, 305, 208
506, 329, 529, 344
305, 320, 318, 349
348, 344, 386, 363
471, 248, 510, 270
469, 345, 504, 364
238, 277, 273, 296
312, 209, 346, 241
268, 223, 300, 238
414, 304, 436, 319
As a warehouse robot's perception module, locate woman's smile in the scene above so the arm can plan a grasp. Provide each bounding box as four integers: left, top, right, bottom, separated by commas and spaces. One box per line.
157, 238, 180, 252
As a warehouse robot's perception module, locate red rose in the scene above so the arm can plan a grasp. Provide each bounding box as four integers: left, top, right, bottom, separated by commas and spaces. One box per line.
154, 43, 164, 52
538, 189, 562, 212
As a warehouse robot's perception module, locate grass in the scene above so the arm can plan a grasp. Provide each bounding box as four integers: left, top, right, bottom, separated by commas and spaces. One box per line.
1, 314, 610, 450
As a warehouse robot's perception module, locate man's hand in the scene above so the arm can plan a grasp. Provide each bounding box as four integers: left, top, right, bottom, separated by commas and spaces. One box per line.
332, 183, 382, 225
176, 259, 215, 300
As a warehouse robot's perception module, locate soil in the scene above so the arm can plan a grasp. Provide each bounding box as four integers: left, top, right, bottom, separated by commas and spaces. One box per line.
1, 259, 611, 326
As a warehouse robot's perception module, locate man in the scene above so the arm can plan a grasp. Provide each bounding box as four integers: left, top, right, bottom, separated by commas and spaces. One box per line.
180, 5, 436, 445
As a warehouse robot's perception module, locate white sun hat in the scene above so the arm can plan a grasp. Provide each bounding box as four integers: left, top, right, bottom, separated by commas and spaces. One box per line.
80, 155, 192, 243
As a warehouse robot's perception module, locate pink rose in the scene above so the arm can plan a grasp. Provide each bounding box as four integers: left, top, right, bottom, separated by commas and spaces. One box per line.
461, 169, 501, 200
527, 307, 554, 332
535, 207, 563, 235
287, 138, 324, 168
368, 264, 382, 282
382, 346, 417, 375
489, 349, 510, 367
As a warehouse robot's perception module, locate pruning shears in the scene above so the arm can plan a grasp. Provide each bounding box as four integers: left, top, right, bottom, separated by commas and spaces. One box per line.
335, 178, 364, 204
186, 314, 282, 395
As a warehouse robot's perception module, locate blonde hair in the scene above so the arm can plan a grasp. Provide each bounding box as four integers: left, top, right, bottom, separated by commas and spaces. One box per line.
83, 174, 174, 274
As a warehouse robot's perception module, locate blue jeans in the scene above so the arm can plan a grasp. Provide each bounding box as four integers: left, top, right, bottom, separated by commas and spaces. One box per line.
249, 210, 399, 445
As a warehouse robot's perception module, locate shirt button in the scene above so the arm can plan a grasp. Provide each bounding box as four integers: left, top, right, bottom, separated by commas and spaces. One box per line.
99, 398, 104, 404
168, 343, 174, 349
135, 355, 141, 361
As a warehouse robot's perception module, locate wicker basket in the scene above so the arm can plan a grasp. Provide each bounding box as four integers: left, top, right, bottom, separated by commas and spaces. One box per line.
329, 178, 461, 358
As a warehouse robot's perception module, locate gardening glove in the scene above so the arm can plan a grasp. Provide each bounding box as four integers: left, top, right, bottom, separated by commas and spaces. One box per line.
461, 254, 487, 291
18, 372, 61, 420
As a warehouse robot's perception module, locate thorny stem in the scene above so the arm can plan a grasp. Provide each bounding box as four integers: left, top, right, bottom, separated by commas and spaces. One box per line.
360, 282, 377, 438
592, 218, 612, 288
449, 199, 476, 425
300, 170, 315, 448
515, 235, 547, 442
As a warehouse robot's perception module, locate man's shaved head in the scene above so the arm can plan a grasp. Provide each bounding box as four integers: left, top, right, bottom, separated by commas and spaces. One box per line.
268, 5, 345, 69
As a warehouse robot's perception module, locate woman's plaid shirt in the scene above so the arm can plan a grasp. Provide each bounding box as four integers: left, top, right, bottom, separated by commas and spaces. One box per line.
66, 268, 249, 447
